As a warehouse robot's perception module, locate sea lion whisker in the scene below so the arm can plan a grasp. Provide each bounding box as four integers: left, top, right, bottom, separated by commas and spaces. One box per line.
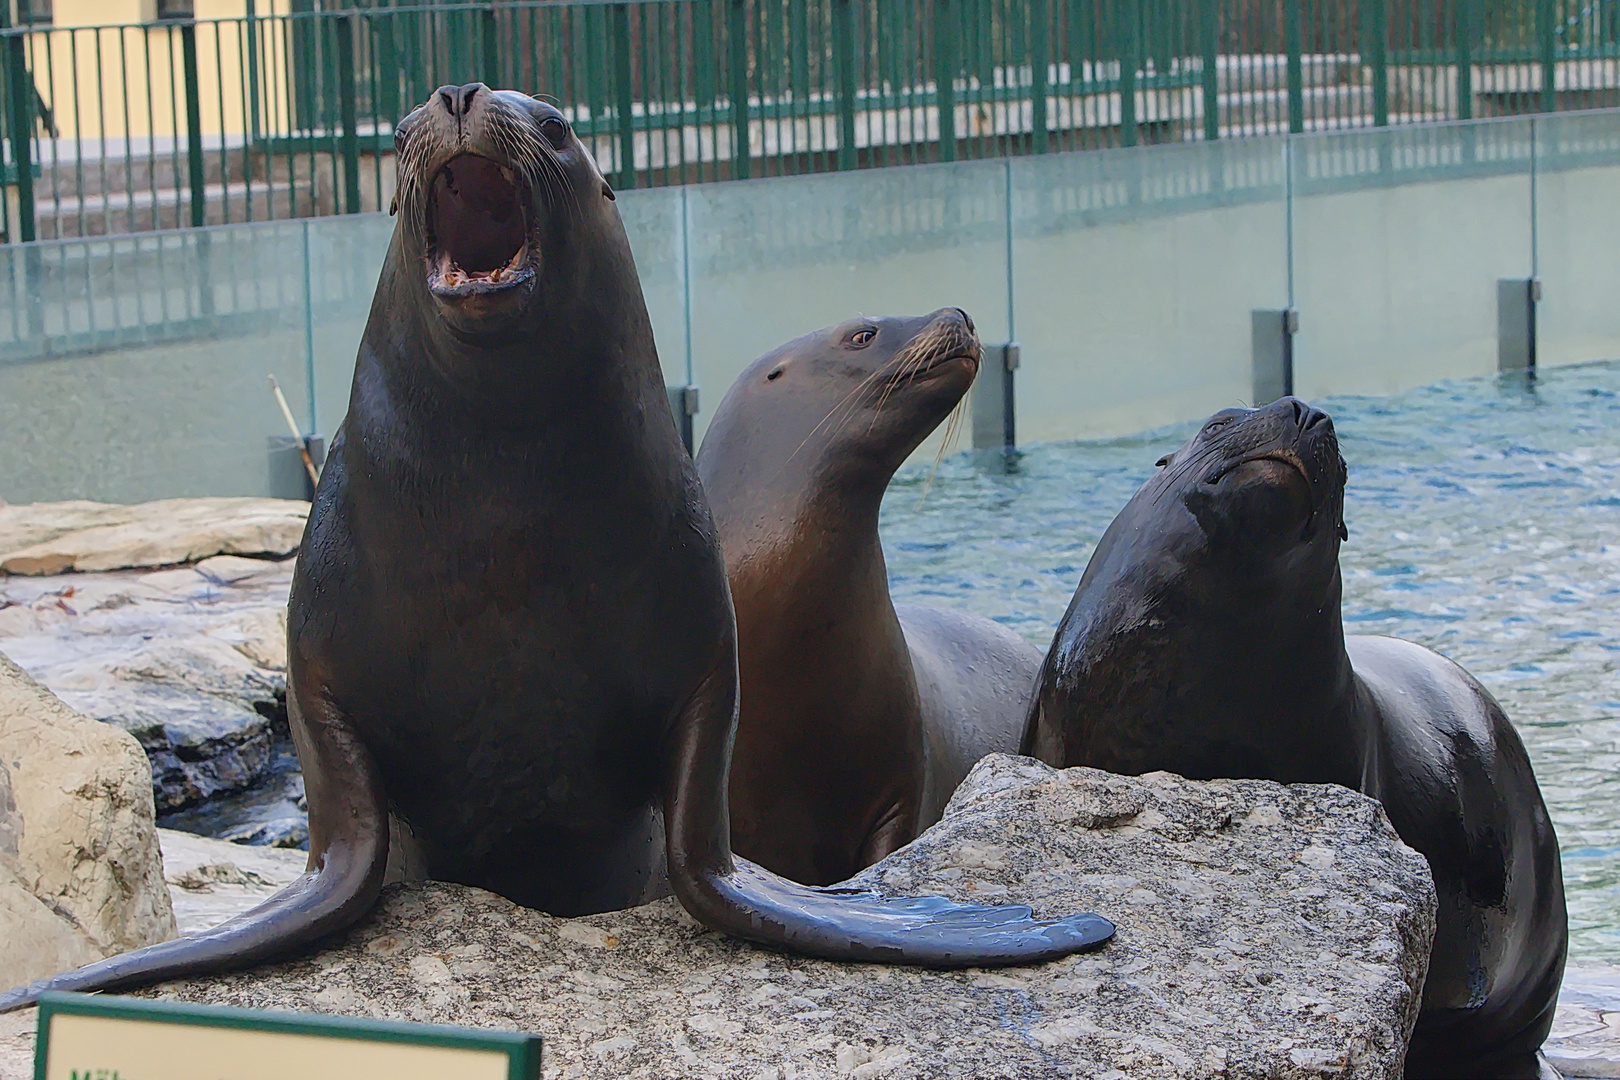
785, 366, 892, 466
914, 396, 969, 508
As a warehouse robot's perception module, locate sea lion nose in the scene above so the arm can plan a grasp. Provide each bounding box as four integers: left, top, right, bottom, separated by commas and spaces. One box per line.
1296, 401, 1332, 431
438, 82, 487, 118
1274, 396, 1329, 432
955, 308, 975, 333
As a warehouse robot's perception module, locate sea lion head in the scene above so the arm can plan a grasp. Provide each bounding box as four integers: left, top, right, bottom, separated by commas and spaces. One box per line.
391, 82, 616, 343
1147, 396, 1349, 590
702, 309, 981, 498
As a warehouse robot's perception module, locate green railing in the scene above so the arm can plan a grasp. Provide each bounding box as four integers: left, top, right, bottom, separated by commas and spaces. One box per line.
1, 0, 1617, 242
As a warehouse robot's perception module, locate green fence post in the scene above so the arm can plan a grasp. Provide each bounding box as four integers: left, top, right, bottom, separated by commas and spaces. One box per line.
1031, 0, 1050, 153
1200, 0, 1219, 141
1456, 0, 1473, 120
729, 0, 749, 179
4, 32, 35, 242
613, 3, 636, 188
835, 0, 856, 169
246, 0, 262, 142
1537, 0, 1557, 112
1284, 0, 1303, 133
1365, 0, 1388, 126
180, 19, 208, 228
935, 0, 956, 161
335, 14, 361, 214
481, 3, 499, 85
1121, 0, 1140, 146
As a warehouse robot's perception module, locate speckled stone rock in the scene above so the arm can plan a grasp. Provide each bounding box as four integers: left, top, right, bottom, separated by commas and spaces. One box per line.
122, 756, 1435, 1080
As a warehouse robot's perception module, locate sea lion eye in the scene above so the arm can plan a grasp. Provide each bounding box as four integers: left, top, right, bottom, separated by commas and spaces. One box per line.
540, 116, 569, 149
850, 328, 876, 347
1204, 418, 1231, 435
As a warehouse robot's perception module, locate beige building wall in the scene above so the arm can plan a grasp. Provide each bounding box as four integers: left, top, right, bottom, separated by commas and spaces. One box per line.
27, 1, 294, 142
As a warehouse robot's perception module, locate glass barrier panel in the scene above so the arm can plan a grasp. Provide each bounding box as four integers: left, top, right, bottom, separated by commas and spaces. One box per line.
1290, 119, 1536, 399
1533, 111, 1620, 369
1010, 137, 1289, 443
619, 186, 691, 389
683, 160, 1012, 462
306, 214, 396, 441
0, 223, 314, 504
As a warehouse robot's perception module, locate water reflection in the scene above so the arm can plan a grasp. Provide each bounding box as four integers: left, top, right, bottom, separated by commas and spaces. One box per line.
882, 359, 1620, 961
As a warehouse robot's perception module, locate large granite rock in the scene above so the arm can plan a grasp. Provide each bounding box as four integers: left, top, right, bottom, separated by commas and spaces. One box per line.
0, 499, 308, 576
108, 757, 1435, 1079
0, 652, 176, 990
0, 557, 305, 843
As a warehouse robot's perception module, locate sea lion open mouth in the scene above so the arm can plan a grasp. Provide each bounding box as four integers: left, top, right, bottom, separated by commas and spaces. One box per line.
426, 153, 534, 298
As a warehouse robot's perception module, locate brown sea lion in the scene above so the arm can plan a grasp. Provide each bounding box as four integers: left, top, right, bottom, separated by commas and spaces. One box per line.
697, 310, 1044, 885
1022, 396, 1566, 1079
0, 85, 1113, 1013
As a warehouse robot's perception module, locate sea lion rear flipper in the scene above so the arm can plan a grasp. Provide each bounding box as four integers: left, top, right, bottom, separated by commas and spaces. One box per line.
0, 686, 389, 1013
664, 649, 1115, 967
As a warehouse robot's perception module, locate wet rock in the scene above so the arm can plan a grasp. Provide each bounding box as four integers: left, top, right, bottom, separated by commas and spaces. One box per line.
125, 756, 1435, 1079
0, 651, 175, 990
157, 828, 306, 938
1545, 963, 1620, 1078
0, 557, 300, 834
0, 498, 308, 576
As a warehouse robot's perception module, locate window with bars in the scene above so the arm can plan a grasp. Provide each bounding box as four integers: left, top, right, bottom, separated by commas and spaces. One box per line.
15, 0, 52, 26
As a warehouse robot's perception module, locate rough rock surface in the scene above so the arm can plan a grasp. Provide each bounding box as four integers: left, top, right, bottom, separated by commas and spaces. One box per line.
63, 757, 1436, 1079
0, 557, 304, 842
0, 498, 308, 576
0, 652, 175, 989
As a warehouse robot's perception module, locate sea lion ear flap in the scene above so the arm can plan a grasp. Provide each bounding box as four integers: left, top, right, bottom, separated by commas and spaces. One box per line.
389, 195, 398, 216
601, 180, 616, 201
1338, 520, 1350, 541
1154, 454, 1171, 467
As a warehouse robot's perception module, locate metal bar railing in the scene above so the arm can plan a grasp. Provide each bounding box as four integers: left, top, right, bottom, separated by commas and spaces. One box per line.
0, 0, 1617, 243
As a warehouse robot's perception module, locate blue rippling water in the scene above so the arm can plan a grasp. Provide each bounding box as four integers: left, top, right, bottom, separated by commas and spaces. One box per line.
880, 360, 1620, 961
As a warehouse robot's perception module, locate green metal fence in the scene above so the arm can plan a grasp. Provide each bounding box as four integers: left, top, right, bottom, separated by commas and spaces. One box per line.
1, 0, 1617, 242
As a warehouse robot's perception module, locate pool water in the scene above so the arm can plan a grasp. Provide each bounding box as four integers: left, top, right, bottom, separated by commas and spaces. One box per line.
881, 360, 1620, 961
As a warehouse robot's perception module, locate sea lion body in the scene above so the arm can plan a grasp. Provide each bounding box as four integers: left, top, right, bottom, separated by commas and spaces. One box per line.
0, 87, 1111, 1012
1023, 397, 1566, 1079
697, 312, 1041, 885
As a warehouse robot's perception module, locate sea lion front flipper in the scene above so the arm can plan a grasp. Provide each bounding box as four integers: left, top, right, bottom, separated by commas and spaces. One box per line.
663, 648, 1115, 968
0, 686, 389, 1013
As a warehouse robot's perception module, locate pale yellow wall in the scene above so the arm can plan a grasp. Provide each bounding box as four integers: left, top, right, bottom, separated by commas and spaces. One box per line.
28, 0, 295, 142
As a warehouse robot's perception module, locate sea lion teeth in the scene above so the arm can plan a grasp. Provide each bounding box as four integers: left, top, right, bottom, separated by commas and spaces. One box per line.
698, 308, 1030, 887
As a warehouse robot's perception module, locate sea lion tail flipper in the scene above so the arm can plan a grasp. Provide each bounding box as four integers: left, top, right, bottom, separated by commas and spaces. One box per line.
664, 650, 1115, 968
0, 689, 390, 1013
696, 858, 1115, 968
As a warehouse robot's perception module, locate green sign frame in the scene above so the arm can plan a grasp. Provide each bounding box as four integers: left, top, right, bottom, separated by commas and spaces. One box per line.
34, 991, 542, 1080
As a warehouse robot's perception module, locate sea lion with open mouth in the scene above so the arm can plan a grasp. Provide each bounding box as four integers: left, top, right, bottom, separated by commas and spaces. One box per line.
0, 84, 1111, 1012
1022, 397, 1566, 1079
698, 310, 1045, 885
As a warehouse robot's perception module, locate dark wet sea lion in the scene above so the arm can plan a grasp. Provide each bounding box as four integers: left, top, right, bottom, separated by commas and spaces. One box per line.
1022, 396, 1566, 1079
696, 310, 1043, 885
0, 85, 1112, 1012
